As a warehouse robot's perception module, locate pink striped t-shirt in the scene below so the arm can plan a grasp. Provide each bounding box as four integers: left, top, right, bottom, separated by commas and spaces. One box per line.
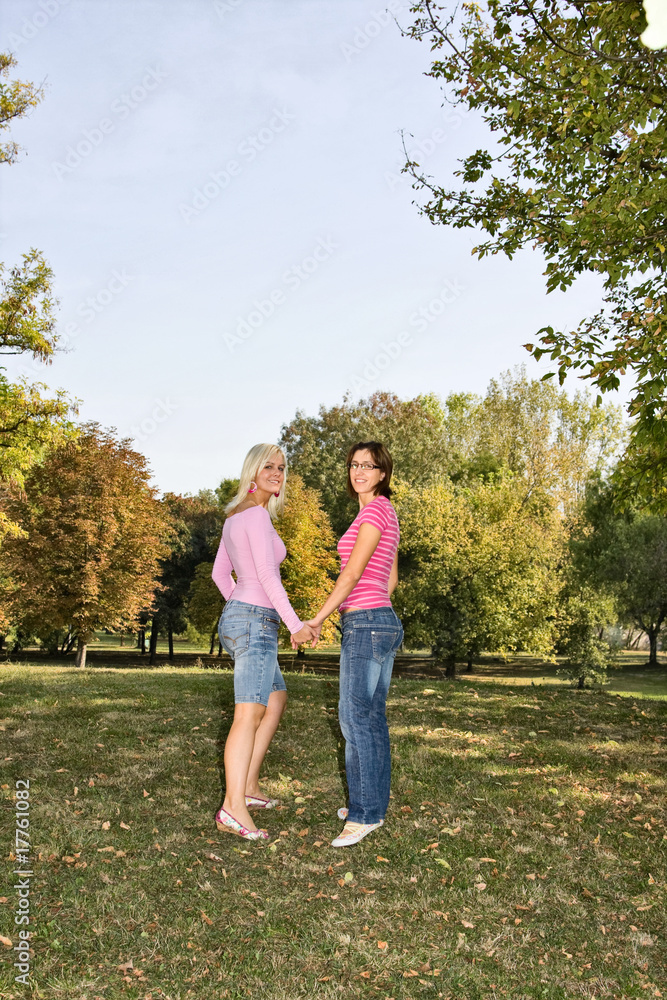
338, 495, 400, 610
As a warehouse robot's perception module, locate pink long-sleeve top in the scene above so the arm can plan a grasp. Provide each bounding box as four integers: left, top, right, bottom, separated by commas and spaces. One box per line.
211, 505, 302, 634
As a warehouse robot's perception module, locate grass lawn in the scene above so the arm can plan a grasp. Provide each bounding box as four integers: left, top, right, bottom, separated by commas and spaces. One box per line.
0, 664, 665, 1000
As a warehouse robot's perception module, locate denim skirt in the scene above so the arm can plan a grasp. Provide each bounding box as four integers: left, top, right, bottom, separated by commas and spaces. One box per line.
218, 599, 287, 706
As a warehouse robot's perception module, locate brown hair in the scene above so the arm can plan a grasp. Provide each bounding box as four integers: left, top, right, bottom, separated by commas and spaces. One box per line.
346, 441, 393, 500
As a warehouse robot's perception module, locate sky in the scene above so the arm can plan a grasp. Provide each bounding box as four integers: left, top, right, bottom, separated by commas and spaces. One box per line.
3, 0, 621, 495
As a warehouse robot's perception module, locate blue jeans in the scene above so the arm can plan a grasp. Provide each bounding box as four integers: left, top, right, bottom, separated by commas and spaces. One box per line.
338, 607, 403, 824
218, 600, 286, 706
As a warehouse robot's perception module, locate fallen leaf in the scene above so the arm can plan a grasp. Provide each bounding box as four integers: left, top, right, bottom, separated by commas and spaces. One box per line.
118, 961, 134, 974
461, 920, 474, 929
97, 846, 115, 853
377, 940, 388, 950
101, 821, 110, 830
120, 821, 131, 830
143, 789, 149, 797
359, 888, 375, 894
479, 858, 497, 863
376, 856, 390, 862
435, 859, 451, 869
200, 911, 213, 925
526, 874, 537, 880
297, 828, 309, 838
475, 882, 487, 891
360, 971, 371, 979
0, 935, 12, 947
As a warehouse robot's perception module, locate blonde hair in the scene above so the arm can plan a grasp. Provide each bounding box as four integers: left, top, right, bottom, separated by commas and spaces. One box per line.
225, 443, 287, 520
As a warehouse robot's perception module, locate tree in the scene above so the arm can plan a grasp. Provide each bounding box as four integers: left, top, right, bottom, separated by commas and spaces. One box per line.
556, 584, 618, 688
2, 424, 170, 668
443, 368, 625, 508
572, 485, 667, 666
187, 561, 223, 654
275, 474, 339, 648
149, 492, 222, 663
0, 57, 76, 541
280, 391, 449, 536
402, 2, 667, 488
394, 474, 563, 675
0, 53, 44, 165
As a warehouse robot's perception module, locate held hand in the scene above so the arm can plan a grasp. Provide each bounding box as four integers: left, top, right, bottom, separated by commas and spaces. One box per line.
305, 619, 322, 647
291, 624, 316, 649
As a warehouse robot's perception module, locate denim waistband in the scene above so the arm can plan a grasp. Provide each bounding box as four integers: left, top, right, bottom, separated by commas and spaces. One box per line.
223, 599, 279, 622
340, 606, 398, 625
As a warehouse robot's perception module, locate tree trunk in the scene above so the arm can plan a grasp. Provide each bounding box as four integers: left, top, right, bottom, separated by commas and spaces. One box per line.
648, 629, 658, 666
296, 648, 305, 660
445, 656, 457, 679
168, 624, 174, 662
75, 637, 87, 669
139, 628, 146, 654
466, 654, 474, 673
209, 630, 216, 655
578, 673, 586, 689
149, 615, 160, 665
120, 633, 124, 647
218, 641, 223, 657
0, 635, 4, 654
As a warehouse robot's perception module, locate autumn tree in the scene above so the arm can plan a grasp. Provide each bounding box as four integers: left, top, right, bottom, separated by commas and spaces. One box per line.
394, 475, 563, 674
2, 424, 170, 668
402, 1, 667, 492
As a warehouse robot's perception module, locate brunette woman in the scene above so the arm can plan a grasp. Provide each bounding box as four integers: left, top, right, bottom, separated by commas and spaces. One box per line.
305, 441, 402, 847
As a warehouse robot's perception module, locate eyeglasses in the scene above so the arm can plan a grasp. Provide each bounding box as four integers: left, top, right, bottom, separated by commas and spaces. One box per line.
348, 462, 381, 471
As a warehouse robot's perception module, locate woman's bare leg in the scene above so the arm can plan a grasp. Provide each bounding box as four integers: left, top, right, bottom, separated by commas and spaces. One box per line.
222, 702, 266, 831
245, 690, 287, 798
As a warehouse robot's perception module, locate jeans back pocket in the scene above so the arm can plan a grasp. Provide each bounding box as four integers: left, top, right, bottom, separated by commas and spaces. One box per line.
371, 626, 402, 662
219, 619, 251, 657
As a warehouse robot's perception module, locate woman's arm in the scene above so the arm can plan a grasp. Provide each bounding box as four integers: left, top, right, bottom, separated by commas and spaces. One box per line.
211, 533, 236, 601
309, 522, 382, 627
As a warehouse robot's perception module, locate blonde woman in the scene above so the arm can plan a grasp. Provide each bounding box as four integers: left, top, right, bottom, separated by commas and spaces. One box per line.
211, 444, 315, 840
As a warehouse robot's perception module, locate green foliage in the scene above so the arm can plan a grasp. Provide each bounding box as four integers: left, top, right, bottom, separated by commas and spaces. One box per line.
152, 492, 222, 639
557, 586, 618, 688
394, 474, 563, 671
403, 1, 667, 490
280, 391, 446, 536
573, 485, 667, 665
186, 560, 221, 642
0, 52, 44, 165
0, 57, 77, 542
